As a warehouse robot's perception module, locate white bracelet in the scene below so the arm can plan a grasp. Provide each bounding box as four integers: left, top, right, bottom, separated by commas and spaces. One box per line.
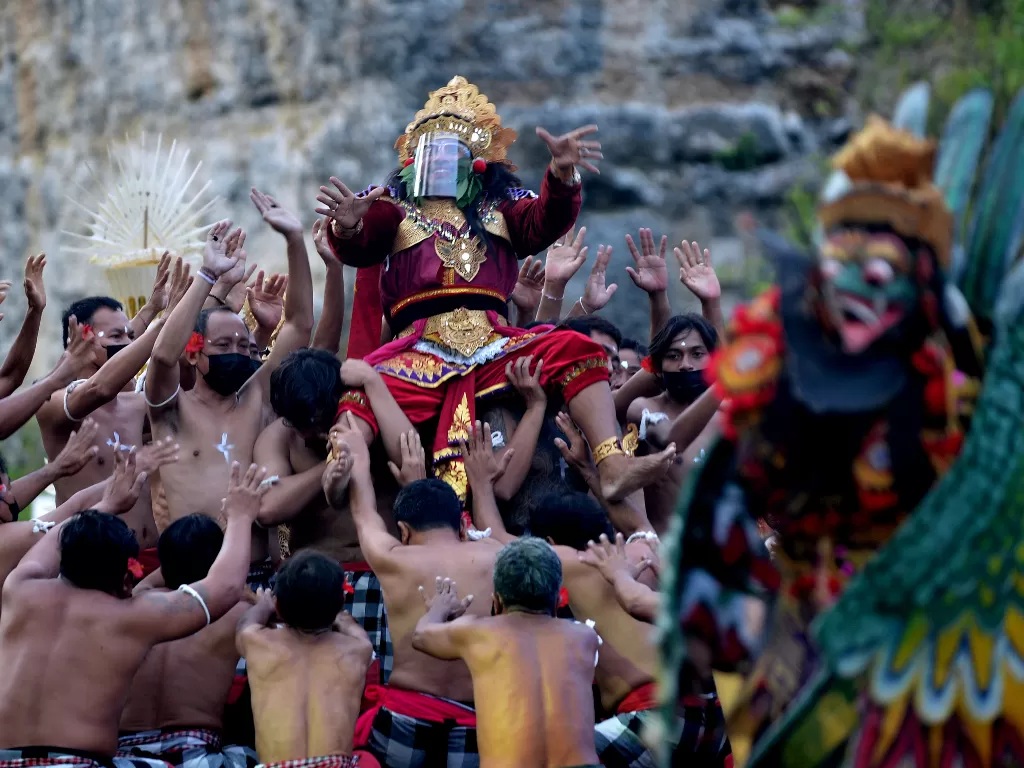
144, 383, 180, 409
178, 584, 211, 626
626, 530, 660, 545
577, 297, 590, 315
197, 270, 217, 286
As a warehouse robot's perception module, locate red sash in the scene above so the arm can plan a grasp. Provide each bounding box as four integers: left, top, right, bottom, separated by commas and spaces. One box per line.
137, 547, 161, 578
616, 681, 659, 714
354, 686, 477, 747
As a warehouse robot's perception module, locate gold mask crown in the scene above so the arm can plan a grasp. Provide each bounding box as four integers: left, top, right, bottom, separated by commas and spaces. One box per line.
395, 76, 518, 169
819, 116, 953, 267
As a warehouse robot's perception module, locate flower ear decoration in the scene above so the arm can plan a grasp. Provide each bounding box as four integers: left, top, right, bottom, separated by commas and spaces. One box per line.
185, 332, 205, 356
127, 557, 145, 581
472, 158, 487, 174
81, 324, 94, 340
641, 356, 657, 374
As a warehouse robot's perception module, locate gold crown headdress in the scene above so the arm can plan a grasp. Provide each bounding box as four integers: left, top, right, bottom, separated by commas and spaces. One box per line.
395, 76, 518, 169
819, 116, 953, 268
63, 134, 220, 315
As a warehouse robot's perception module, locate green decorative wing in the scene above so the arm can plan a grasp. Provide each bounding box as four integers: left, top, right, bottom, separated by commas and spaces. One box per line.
891, 82, 931, 137
935, 89, 993, 284
959, 87, 1024, 325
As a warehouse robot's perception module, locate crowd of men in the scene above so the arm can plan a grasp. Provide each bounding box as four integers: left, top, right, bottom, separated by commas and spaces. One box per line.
0, 143, 732, 768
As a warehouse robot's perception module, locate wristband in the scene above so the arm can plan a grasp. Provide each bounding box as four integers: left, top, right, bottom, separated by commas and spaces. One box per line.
197, 268, 217, 286
577, 297, 591, 315
542, 292, 563, 302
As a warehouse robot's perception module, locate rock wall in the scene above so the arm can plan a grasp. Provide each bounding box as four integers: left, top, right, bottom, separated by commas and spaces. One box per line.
0, 0, 865, 369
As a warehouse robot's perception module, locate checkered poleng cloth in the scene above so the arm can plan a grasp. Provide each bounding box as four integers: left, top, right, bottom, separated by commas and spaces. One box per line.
116, 728, 257, 768
254, 755, 359, 768
365, 705, 478, 768
0, 748, 172, 768
595, 697, 730, 768
345, 570, 392, 685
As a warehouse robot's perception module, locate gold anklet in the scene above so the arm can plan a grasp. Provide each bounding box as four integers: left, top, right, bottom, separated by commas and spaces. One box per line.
593, 436, 625, 465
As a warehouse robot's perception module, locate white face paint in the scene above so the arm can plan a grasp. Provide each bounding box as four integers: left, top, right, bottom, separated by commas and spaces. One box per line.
214, 432, 235, 463
106, 432, 135, 452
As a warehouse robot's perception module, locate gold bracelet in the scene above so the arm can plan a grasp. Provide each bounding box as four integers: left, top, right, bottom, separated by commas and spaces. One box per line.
331, 218, 364, 239
592, 436, 624, 465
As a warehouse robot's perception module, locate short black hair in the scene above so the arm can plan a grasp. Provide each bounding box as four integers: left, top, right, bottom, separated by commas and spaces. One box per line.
157, 514, 224, 589
62, 296, 123, 347
270, 349, 344, 434
195, 305, 238, 336
394, 478, 462, 534
562, 316, 623, 347
274, 551, 346, 631
59, 510, 139, 594
648, 313, 718, 370
619, 337, 649, 357
494, 537, 562, 614
529, 491, 613, 552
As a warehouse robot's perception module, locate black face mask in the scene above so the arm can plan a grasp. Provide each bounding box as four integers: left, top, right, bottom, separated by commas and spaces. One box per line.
662, 369, 709, 404
203, 353, 260, 396
105, 343, 130, 360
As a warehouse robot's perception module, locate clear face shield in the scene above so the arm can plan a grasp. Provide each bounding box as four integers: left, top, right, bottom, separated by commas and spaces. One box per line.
412, 132, 471, 200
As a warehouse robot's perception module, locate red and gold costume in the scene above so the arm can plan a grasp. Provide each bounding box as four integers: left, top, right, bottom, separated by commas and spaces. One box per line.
328, 77, 609, 499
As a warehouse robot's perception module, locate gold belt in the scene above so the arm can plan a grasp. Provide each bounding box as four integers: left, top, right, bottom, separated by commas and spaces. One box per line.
398, 307, 506, 358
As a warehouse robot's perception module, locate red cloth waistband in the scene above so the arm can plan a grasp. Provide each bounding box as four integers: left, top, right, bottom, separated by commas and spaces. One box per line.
354, 685, 477, 747
341, 561, 373, 573
137, 547, 161, 578
616, 681, 659, 714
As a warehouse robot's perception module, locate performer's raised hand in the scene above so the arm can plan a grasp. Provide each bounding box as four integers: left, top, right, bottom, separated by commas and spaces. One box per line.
24, 253, 47, 313
388, 429, 427, 488
0, 278, 13, 322
251, 188, 302, 240
675, 240, 720, 303
312, 219, 336, 264
98, 446, 149, 516
625, 229, 670, 296
544, 226, 589, 288
203, 221, 244, 278
510, 256, 545, 320
581, 244, 618, 313
315, 177, 388, 231
145, 252, 172, 313
246, 271, 287, 332
419, 576, 474, 622
53, 418, 100, 478
165, 257, 193, 314
536, 125, 602, 176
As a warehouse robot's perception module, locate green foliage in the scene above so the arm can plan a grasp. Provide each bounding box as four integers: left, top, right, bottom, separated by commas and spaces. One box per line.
2, 419, 47, 480
775, 6, 809, 28
713, 132, 762, 172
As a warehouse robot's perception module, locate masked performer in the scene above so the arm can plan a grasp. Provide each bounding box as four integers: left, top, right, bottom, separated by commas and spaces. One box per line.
658, 117, 983, 766
317, 76, 675, 504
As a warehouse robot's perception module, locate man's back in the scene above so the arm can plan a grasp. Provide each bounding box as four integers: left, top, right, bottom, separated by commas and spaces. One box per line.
241, 623, 371, 763
559, 548, 658, 711
0, 579, 155, 754
376, 540, 499, 702
462, 614, 599, 768
120, 602, 248, 733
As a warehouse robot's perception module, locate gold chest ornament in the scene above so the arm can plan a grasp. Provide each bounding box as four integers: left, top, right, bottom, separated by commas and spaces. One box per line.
435, 234, 487, 282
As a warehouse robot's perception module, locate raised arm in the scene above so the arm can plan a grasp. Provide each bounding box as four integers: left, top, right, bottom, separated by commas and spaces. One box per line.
625, 229, 672, 340
0, 256, 46, 398
340, 359, 416, 466
248, 190, 314, 394
494, 357, 546, 501
10, 419, 100, 512
0, 318, 93, 439
318, 178, 398, 268
147, 222, 243, 411
236, 587, 277, 656
579, 533, 659, 622
462, 421, 516, 544
254, 420, 325, 526
129, 461, 267, 643
660, 388, 721, 451
563, 244, 617, 321
323, 416, 403, 567
676, 240, 726, 343
509, 257, 545, 327
411, 576, 475, 661
311, 219, 346, 353
535, 227, 588, 324
502, 126, 596, 257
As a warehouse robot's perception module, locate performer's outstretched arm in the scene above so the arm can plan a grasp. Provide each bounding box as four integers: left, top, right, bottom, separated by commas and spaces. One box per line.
318, 178, 400, 268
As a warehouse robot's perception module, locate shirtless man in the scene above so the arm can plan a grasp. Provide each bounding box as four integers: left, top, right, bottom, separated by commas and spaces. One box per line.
626, 313, 721, 534
237, 551, 374, 768
0, 459, 266, 766
146, 190, 314, 588
322, 419, 501, 768
118, 514, 258, 768
460, 422, 680, 767
255, 352, 410, 682
38, 256, 190, 554
412, 540, 602, 768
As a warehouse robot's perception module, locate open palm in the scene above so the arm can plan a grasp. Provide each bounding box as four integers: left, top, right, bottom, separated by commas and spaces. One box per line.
675, 240, 720, 302
315, 177, 387, 229
624, 229, 669, 295
583, 245, 618, 311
